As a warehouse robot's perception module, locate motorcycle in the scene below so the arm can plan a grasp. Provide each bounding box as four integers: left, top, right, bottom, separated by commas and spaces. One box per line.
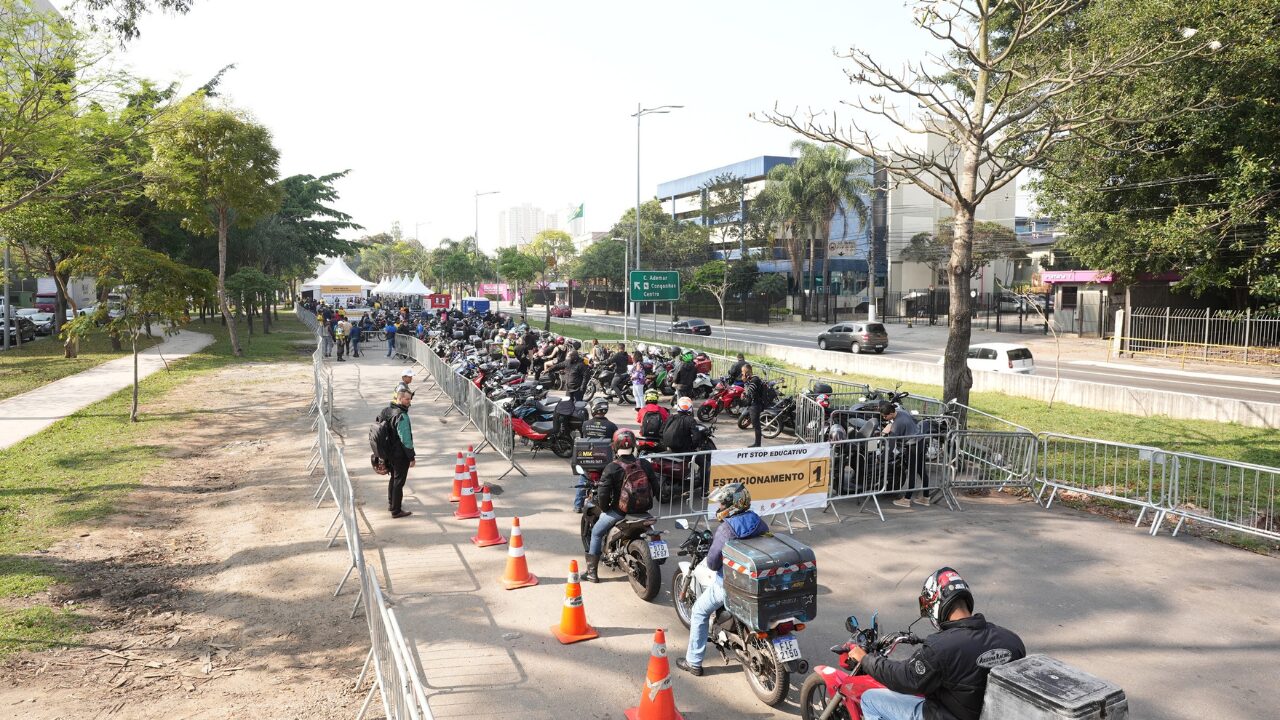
641, 423, 718, 505
510, 397, 583, 458
737, 382, 796, 438
670, 517, 807, 707
578, 477, 668, 601
697, 380, 746, 422
799, 613, 924, 720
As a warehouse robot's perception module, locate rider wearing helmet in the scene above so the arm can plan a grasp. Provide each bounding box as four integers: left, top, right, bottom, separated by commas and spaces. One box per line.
671, 346, 697, 406
584, 429, 658, 582
572, 400, 619, 513
661, 396, 701, 454
636, 388, 670, 441
848, 567, 1026, 720
677, 482, 767, 677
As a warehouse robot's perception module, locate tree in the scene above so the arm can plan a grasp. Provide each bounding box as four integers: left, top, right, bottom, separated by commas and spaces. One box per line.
145, 96, 281, 357
75, 0, 195, 43
1033, 0, 1280, 304
572, 237, 627, 315
753, 273, 787, 305
606, 201, 710, 273
691, 260, 732, 332
901, 232, 950, 285
61, 244, 214, 421
526, 229, 576, 273
495, 246, 541, 319
765, 0, 1214, 406
904, 220, 1025, 284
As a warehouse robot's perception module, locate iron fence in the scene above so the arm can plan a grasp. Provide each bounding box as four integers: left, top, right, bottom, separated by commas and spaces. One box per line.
1035, 433, 1169, 534
1123, 307, 1280, 367
1163, 451, 1278, 542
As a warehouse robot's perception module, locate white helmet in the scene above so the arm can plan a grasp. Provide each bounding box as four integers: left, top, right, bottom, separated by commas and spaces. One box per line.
636, 343, 647, 353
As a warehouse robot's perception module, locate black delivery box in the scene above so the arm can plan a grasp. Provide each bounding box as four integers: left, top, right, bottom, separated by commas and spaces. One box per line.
572, 438, 612, 471
722, 533, 817, 632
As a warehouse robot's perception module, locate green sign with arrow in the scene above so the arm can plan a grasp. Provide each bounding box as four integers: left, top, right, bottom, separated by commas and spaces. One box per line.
629, 270, 680, 302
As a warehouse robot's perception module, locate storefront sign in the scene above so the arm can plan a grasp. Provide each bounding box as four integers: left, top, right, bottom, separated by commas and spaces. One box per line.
707, 443, 830, 518
427, 294, 451, 309
323, 285, 363, 294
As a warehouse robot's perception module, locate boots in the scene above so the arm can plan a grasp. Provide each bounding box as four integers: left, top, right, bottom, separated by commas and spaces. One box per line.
583, 554, 600, 583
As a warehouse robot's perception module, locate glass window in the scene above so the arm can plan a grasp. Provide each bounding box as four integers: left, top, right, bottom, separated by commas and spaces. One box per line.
1008, 348, 1033, 361
1061, 286, 1078, 309
966, 348, 981, 359
865, 323, 886, 334
979, 348, 998, 360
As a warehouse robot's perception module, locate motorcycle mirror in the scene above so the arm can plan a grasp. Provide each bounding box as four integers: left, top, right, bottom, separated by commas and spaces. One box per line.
870, 610, 879, 633
845, 615, 859, 633
573, 464, 585, 475
674, 518, 690, 530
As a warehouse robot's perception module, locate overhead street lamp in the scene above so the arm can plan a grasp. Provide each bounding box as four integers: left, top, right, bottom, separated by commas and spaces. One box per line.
474, 190, 500, 248
630, 103, 682, 338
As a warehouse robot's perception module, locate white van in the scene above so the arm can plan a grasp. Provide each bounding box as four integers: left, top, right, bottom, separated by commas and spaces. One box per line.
965, 342, 1035, 374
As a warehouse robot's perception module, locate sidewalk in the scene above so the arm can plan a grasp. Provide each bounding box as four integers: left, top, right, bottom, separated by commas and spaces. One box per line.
0, 330, 215, 450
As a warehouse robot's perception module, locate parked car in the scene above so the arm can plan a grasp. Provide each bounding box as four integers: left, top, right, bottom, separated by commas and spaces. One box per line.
3, 317, 37, 345
670, 318, 712, 336
550, 305, 572, 318
997, 292, 1047, 314
955, 342, 1035, 374
817, 322, 889, 353
15, 308, 41, 318
29, 312, 55, 335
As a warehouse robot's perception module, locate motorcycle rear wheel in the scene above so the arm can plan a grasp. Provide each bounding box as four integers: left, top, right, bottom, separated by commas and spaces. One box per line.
625, 539, 662, 601
670, 570, 694, 629
737, 413, 753, 430
551, 434, 574, 458
800, 671, 848, 720
583, 380, 598, 401
745, 635, 790, 707
761, 413, 784, 439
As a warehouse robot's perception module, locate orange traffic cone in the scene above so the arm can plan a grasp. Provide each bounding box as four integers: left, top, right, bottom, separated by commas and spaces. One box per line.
550, 560, 599, 644
624, 629, 684, 720
471, 486, 506, 547
465, 450, 481, 493
454, 481, 481, 520
450, 452, 466, 503
499, 517, 538, 590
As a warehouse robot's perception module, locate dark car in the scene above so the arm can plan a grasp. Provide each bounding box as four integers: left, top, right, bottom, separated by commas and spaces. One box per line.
3, 317, 37, 345
670, 318, 712, 336
817, 322, 888, 354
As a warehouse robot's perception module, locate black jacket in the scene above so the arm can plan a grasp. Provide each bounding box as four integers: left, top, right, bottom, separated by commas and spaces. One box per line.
581, 417, 618, 439
661, 412, 700, 454
562, 361, 590, 392
608, 350, 630, 375
863, 614, 1026, 720
596, 455, 656, 512
743, 376, 768, 408
728, 360, 747, 382
674, 356, 697, 386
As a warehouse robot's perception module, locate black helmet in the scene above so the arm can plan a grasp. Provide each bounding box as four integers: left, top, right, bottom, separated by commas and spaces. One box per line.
612, 428, 637, 454
590, 398, 609, 417
919, 567, 974, 629
812, 382, 833, 395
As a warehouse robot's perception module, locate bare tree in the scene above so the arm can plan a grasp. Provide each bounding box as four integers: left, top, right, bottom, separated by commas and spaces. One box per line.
764, 0, 1214, 406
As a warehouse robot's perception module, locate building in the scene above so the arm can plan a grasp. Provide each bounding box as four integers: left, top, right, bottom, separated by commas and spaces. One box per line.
496, 203, 559, 249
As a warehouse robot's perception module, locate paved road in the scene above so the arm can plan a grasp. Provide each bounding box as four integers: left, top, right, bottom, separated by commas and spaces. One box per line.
0, 330, 214, 450
541, 308, 1280, 405
330, 353, 1280, 720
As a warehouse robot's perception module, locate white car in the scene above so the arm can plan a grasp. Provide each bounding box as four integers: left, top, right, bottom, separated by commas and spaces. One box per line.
15, 307, 41, 318
964, 342, 1035, 374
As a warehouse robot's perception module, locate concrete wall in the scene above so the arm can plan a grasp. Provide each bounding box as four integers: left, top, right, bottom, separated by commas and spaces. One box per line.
564, 317, 1280, 429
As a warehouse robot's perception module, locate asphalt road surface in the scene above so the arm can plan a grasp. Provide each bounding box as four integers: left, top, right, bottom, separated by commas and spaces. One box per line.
545, 310, 1280, 406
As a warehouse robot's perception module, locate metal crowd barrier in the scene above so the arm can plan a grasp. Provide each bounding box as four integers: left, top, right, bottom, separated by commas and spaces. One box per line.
1035, 433, 1169, 534
1159, 451, 1278, 542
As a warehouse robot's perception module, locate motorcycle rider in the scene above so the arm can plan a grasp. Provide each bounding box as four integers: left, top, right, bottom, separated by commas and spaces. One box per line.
573, 399, 618, 513
671, 346, 697, 406
676, 482, 767, 677
561, 350, 590, 402
636, 389, 670, 443
606, 342, 630, 400
849, 567, 1026, 720
584, 429, 658, 582
661, 397, 701, 454
727, 353, 748, 383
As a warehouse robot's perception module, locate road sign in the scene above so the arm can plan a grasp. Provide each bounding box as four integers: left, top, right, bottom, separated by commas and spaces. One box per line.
828, 240, 859, 257
629, 270, 680, 302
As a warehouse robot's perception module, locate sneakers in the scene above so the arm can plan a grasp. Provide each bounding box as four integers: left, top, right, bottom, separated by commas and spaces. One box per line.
911, 495, 929, 506
675, 658, 703, 677
391, 510, 413, 519
891, 498, 912, 508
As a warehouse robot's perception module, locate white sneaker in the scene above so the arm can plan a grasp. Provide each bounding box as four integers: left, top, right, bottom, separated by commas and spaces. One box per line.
911, 496, 929, 506
891, 498, 912, 508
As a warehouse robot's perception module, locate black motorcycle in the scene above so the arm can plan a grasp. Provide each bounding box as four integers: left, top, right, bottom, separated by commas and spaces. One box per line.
578, 481, 668, 601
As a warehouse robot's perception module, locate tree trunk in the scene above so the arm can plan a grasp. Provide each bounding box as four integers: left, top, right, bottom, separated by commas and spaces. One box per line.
110, 332, 122, 351
217, 210, 242, 355
130, 332, 139, 422
261, 292, 270, 334
943, 203, 976, 408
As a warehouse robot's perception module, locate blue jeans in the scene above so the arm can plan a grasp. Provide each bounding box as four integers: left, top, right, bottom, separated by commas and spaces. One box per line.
588, 510, 623, 555
573, 476, 588, 511
351, 339, 360, 356
386, 337, 395, 357
860, 688, 924, 720
685, 574, 725, 667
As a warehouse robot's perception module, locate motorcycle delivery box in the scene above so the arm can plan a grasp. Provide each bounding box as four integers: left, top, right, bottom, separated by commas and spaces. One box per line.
572, 438, 612, 473
982, 654, 1128, 720
721, 533, 818, 632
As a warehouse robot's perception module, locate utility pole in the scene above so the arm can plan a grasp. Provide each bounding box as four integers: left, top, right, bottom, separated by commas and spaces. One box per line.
2, 238, 9, 351
474, 190, 500, 248
631, 103, 683, 339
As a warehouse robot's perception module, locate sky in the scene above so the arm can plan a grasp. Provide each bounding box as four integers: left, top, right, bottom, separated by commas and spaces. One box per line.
110, 0, 1032, 252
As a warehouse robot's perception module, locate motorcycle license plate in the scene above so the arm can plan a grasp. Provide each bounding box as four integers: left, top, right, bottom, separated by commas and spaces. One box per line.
773, 636, 802, 663
648, 541, 669, 560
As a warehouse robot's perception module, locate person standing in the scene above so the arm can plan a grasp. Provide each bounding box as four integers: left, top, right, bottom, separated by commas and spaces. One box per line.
881, 402, 929, 508
335, 316, 351, 361
562, 351, 589, 402
741, 364, 768, 447
384, 317, 398, 357
629, 350, 647, 410
349, 321, 362, 358
727, 353, 747, 383
378, 390, 416, 518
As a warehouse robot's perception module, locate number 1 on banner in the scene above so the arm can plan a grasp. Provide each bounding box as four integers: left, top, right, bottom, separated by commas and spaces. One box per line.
808, 460, 826, 490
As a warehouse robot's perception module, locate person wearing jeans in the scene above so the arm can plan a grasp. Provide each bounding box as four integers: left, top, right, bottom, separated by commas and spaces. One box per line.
384, 320, 397, 357
858, 689, 924, 720
583, 430, 654, 582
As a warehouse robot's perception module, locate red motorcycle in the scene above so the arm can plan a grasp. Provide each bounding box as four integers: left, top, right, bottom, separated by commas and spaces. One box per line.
509, 416, 574, 458
800, 612, 924, 720
696, 379, 746, 422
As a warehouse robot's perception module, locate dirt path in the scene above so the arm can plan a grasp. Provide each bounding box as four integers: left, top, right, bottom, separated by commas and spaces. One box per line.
0, 362, 369, 720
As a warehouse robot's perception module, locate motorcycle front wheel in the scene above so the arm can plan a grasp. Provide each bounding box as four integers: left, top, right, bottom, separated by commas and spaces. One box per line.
670, 570, 694, 629
626, 539, 662, 601
737, 413, 753, 430
583, 380, 598, 401
800, 671, 847, 720
579, 510, 595, 554
761, 413, 784, 439
696, 404, 718, 423
745, 634, 790, 707
551, 434, 574, 458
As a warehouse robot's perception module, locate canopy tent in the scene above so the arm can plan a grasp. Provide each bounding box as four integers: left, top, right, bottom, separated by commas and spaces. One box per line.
371, 276, 390, 293
300, 257, 375, 293
401, 274, 430, 295
385, 275, 408, 295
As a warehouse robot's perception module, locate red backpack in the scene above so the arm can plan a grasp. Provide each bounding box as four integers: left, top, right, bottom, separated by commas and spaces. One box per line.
616, 459, 654, 514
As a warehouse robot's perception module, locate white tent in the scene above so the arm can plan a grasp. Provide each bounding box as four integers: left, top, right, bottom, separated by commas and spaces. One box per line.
301, 257, 375, 293
402, 274, 430, 296
370, 276, 388, 293
386, 275, 408, 295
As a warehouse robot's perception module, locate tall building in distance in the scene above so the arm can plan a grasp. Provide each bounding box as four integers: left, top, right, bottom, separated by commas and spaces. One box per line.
497, 203, 560, 248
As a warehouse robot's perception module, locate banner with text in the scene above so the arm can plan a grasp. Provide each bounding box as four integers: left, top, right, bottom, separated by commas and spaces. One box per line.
707, 443, 830, 518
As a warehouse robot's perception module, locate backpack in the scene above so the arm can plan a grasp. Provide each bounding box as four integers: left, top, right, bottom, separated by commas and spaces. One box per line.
616, 459, 653, 513
662, 414, 696, 453
368, 408, 402, 461
641, 409, 665, 438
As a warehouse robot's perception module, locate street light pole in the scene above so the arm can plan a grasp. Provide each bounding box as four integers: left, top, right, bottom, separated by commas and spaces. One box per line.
631, 103, 683, 339
474, 190, 500, 248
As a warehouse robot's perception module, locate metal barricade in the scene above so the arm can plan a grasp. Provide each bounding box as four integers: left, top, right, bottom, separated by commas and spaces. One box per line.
825, 432, 951, 521
1163, 451, 1279, 542
948, 401, 1031, 433
642, 449, 716, 521
946, 430, 1039, 502
1035, 433, 1168, 533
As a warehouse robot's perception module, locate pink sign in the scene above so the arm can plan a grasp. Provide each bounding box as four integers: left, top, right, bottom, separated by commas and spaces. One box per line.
478, 282, 514, 301
1040, 270, 1113, 284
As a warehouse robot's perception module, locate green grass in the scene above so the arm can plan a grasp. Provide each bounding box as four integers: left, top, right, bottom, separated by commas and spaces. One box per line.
0, 311, 312, 657
0, 332, 164, 402
0, 606, 89, 655
548, 320, 1280, 468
